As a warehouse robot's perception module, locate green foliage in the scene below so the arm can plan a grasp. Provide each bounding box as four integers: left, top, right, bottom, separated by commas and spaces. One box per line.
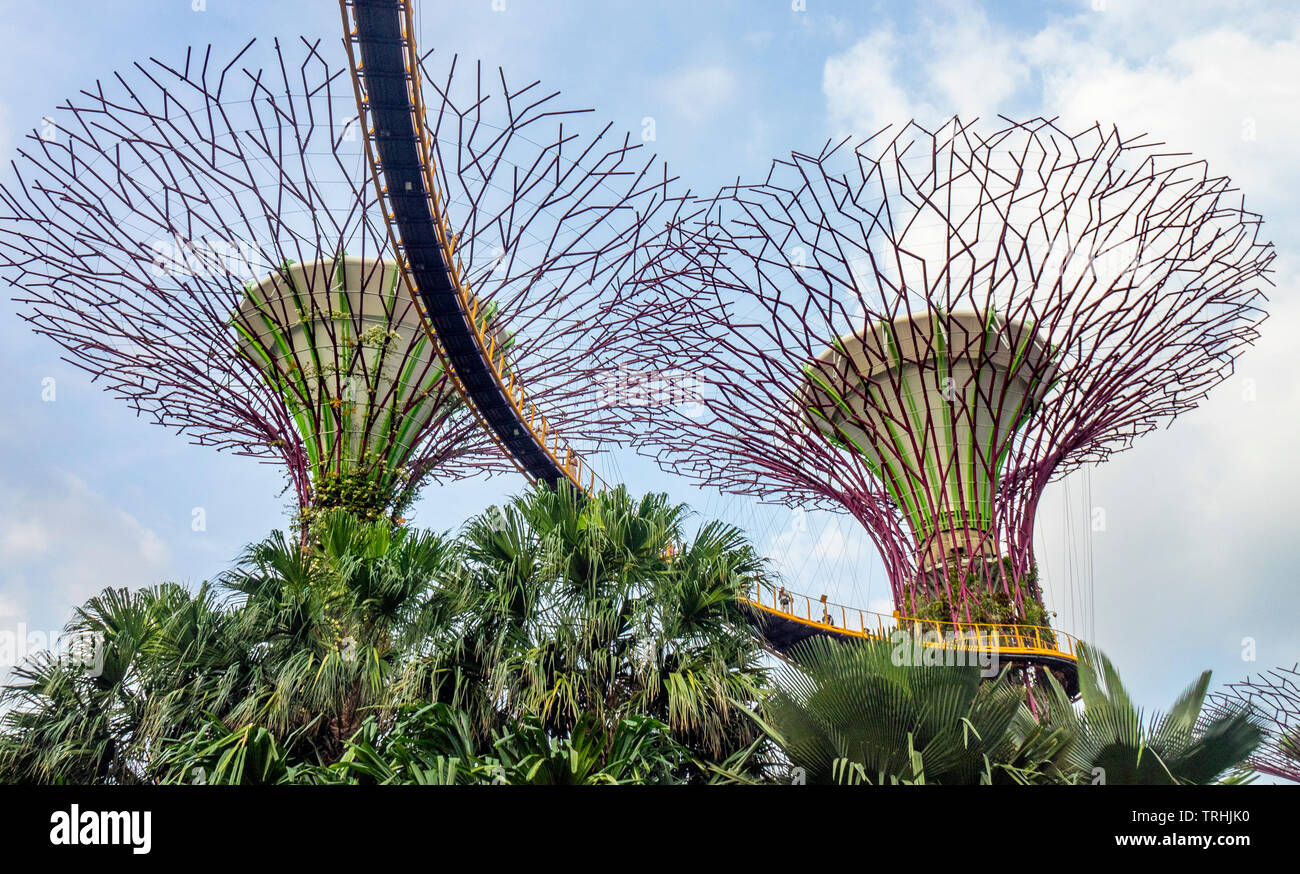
157, 719, 309, 786
761, 635, 1062, 784
1031, 644, 1263, 785
0, 510, 458, 782
308, 467, 394, 521
0, 486, 1257, 787
0, 486, 774, 784
394, 482, 775, 781
903, 559, 1052, 633
289, 703, 694, 785
0, 583, 240, 784
759, 636, 1261, 786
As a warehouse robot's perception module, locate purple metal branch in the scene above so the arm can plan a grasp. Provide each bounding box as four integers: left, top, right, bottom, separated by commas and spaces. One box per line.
1211, 664, 1300, 783
629, 117, 1274, 624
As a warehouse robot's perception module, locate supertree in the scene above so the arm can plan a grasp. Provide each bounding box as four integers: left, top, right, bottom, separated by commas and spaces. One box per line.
1209, 664, 1300, 783
0, 35, 679, 523
633, 117, 1274, 650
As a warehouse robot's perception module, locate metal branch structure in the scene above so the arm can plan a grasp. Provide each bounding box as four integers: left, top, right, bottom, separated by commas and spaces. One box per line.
1210, 664, 1300, 783
634, 117, 1274, 671
0, 30, 680, 519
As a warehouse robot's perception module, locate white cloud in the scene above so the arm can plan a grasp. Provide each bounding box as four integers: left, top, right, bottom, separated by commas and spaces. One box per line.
924, 2, 1028, 119
0, 592, 21, 622
824, 2, 1029, 136
824, 31, 927, 137
0, 472, 173, 634
1035, 27, 1300, 204
1, 519, 49, 560
823, 0, 1300, 206
655, 65, 738, 123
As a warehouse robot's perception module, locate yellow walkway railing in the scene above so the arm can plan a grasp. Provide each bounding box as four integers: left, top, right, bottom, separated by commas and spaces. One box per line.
743, 581, 1081, 662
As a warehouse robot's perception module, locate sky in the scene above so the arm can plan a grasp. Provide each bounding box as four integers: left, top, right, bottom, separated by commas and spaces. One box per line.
0, 0, 1297, 723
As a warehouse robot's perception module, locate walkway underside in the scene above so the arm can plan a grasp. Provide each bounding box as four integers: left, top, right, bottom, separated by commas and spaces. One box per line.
345, 0, 572, 487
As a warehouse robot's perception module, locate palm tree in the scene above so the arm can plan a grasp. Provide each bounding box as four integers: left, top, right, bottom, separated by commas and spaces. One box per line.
0, 510, 458, 783
0, 583, 237, 783
758, 635, 1061, 784
1033, 644, 1262, 785
394, 483, 775, 781
289, 703, 694, 786
215, 513, 460, 761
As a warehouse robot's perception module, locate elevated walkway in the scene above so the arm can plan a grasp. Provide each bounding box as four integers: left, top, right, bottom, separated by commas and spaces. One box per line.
744, 582, 1080, 695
